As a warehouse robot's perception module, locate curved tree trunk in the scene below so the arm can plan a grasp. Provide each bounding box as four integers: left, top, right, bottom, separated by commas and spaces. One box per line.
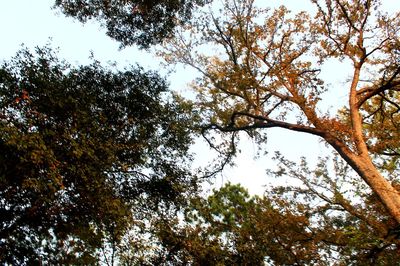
353, 156, 400, 223
328, 137, 400, 223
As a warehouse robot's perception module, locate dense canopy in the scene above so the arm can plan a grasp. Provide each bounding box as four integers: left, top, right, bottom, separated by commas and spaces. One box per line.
0, 46, 195, 264
54, 0, 211, 48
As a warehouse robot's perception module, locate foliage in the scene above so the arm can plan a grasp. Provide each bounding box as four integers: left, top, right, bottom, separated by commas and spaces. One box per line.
0, 46, 196, 264
362, 90, 400, 172
267, 153, 400, 265
159, 0, 400, 222
4, 0, 400, 263
156, 183, 319, 265
54, 0, 212, 48
156, 155, 400, 265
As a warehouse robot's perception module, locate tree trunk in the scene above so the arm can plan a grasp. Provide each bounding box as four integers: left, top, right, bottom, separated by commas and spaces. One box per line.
324, 135, 400, 223
343, 60, 400, 223
352, 155, 400, 224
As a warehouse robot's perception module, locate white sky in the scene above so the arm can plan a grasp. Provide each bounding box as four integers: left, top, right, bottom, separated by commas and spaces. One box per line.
1, 0, 398, 195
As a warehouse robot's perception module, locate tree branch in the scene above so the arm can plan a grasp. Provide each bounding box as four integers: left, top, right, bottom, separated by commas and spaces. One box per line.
357, 78, 400, 108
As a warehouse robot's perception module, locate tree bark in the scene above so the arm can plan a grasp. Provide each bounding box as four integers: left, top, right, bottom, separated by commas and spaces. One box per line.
350, 154, 400, 224
345, 62, 400, 223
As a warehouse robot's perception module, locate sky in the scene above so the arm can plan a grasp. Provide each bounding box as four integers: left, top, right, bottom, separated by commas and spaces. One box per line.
1, 0, 399, 195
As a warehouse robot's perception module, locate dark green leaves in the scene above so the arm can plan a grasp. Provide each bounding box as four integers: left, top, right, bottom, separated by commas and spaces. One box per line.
0, 46, 195, 264
54, 0, 211, 48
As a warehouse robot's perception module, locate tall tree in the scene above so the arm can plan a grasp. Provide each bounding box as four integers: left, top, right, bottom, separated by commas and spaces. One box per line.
159, 0, 400, 222
0, 46, 195, 264
54, 0, 211, 48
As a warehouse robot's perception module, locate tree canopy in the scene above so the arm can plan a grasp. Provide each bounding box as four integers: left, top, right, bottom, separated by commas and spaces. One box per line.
0, 46, 195, 264
157, 183, 319, 265
2, 0, 400, 264
159, 0, 400, 223
156, 155, 400, 264
54, 0, 211, 48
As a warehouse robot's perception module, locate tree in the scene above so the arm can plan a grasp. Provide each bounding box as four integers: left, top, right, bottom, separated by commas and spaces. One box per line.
0, 46, 195, 264
159, 0, 400, 223
155, 183, 320, 265
54, 0, 211, 48
267, 154, 400, 264
155, 156, 400, 264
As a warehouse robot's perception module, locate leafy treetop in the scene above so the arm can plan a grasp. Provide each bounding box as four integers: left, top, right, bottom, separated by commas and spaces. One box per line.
54, 0, 211, 48
0, 46, 195, 264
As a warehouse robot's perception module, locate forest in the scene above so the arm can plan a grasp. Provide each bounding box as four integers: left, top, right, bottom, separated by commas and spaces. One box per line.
1, 0, 400, 264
